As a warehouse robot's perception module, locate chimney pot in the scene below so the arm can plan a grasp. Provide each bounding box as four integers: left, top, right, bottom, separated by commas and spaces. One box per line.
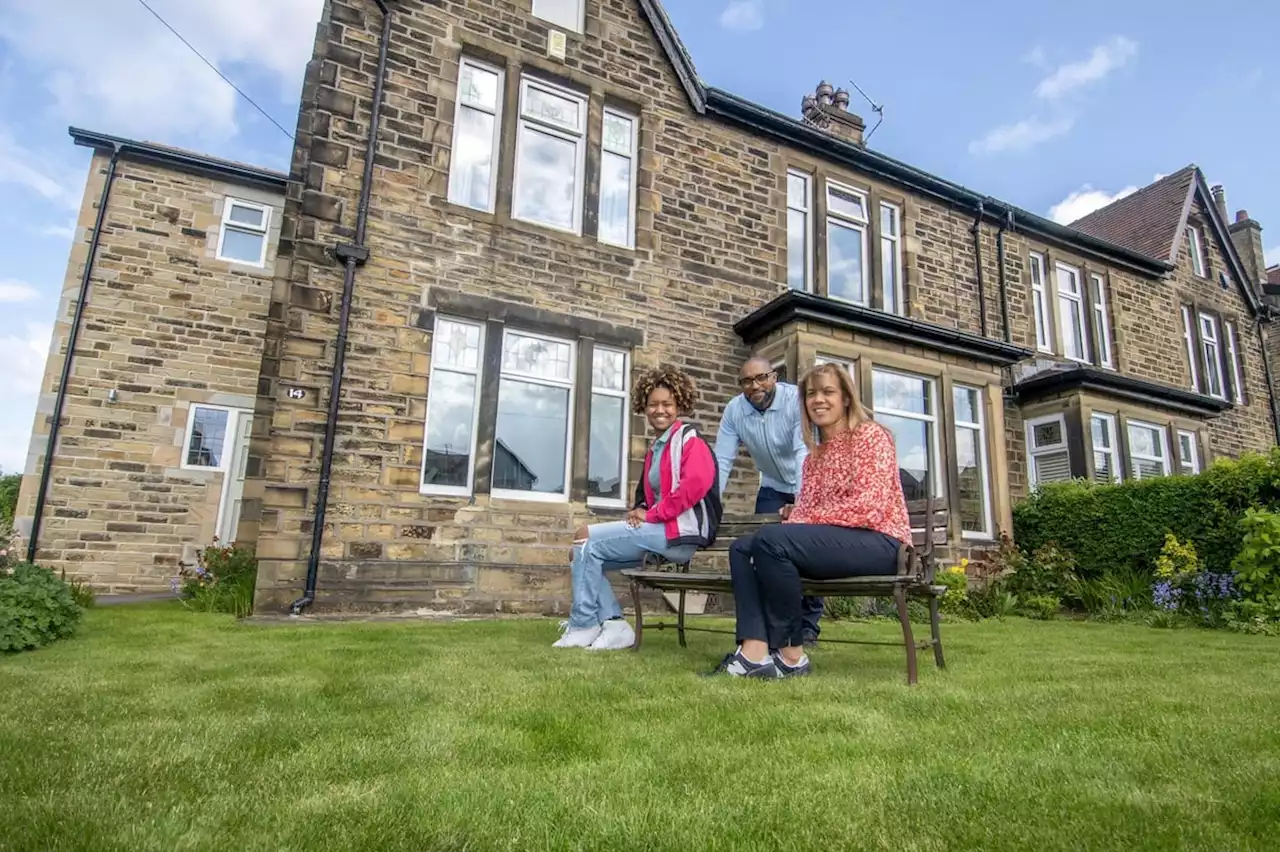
1237, 210, 1250, 223
816, 80, 833, 105
833, 89, 850, 111
1211, 185, 1227, 221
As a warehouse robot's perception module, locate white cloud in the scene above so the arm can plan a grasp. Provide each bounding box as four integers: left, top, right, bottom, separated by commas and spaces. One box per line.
719, 0, 764, 32
0, 129, 81, 209
0, 0, 322, 139
0, 321, 51, 474
0, 279, 40, 303
1049, 185, 1138, 224
39, 223, 75, 240
1035, 36, 1138, 100
968, 115, 1074, 156
1022, 45, 1047, 68
1266, 246, 1280, 268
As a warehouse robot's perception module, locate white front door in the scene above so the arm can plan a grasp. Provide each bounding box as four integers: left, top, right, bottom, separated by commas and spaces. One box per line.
215, 411, 253, 546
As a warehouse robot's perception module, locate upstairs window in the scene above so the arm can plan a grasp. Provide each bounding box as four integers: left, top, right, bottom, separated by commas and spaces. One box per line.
1181, 306, 1200, 391
1055, 262, 1089, 362
1029, 253, 1052, 353
532, 0, 584, 32
786, 170, 813, 292
1225, 321, 1246, 404
1186, 225, 1206, 277
216, 199, 270, 267
512, 77, 588, 234
598, 108, 637, 248
826, 182, 869, 305
1198, 313, 1226, 399
447, 58, 504, 213
880, 202, 903, 315
1090, 273, 1113, 369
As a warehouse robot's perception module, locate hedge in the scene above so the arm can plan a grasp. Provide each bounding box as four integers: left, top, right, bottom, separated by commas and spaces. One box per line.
1013, 448, 1280, 579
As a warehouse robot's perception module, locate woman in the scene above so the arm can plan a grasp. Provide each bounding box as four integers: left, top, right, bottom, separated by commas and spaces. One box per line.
712, 362, 911, 678
554, 365, 723, 651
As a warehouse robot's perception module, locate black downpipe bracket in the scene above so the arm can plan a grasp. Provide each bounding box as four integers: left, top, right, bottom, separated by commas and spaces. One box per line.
972, 201, 988, 338
27, 145, 122, 566
997, 209, 1013, 343
290, 0, 392, 616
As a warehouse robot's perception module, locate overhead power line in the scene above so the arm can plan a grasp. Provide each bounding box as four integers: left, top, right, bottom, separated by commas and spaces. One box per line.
133, 0, 295, 140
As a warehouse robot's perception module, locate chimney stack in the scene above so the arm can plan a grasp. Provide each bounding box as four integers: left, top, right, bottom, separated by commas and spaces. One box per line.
1211, 185, 1227, 222
800, 80, 865, 145
1228, 208, 1268, 292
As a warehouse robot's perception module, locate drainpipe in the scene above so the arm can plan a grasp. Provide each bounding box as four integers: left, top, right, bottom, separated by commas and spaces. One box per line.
972, 201, 988, 338
1256, 316, 1280, 446
290, 0, 393, 615
26, 145, 122, 566
996, 208, 1013, 343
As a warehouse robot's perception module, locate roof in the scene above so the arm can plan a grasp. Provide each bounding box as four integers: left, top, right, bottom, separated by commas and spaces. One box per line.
1269, 266, 1280, 286
1012, 363, 1232, 418
69, 127, 289, 192
1068, 167, 1197, 263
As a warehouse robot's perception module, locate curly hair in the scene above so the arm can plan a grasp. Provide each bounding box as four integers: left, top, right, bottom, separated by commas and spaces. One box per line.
631, 364, 699, 416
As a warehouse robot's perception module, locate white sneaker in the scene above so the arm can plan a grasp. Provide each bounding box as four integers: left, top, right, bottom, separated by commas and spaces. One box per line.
587, 619, 635, 651
553, 621, 602, 648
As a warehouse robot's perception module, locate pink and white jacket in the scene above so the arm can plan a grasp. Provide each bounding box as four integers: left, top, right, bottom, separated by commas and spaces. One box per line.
632, 420, 723, 548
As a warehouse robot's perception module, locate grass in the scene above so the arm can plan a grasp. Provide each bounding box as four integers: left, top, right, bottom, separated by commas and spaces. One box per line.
2, 605, 1279, 851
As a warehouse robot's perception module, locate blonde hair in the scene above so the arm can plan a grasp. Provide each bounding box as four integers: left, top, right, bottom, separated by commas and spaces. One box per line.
797, 362, 871, 453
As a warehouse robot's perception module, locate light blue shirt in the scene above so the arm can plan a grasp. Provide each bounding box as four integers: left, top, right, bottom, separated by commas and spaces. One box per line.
713, 381, 808, 497
648, 423, 677, 495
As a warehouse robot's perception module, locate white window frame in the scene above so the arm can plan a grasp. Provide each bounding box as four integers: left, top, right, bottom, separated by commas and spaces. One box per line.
1198, 312, 1226, 400
954, 384, 992, 540
1226, 320, 1245, 404
786, 170, 813, 292
1029, 252, 1052, 353
1187, 225, 1206, 277
1127, 419, 1171, 480
1181, 306, 1199, 390
531, 0, 584, 32
1090, 273, 1113, 369
1090, 412, 1121, 484
511, 75, 588, 234
181, 403, 236, 472
825, 180, 870, 306
586, 346, 631, 509
880, 201, 904, 315
420, 316, 486, 497
1025, 413, 1071, 489
492, 328, 577, 503
446, 57, 504, 214
215, 198, 271, 267
1177, 430, 1200, 476
597, 107, 637, 249
870, 367, 943, 503
1055, 262, 1090, 363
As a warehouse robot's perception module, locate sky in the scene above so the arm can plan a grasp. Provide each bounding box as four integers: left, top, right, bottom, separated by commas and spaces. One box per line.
0, 0, 1277, 476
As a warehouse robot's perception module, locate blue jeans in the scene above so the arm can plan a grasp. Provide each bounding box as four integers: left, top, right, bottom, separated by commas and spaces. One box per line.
569, 521, 697, 629
755, 486, 824, 640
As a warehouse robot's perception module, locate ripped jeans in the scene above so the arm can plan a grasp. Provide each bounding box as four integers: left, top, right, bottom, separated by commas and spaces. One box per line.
568, 521, 697, 628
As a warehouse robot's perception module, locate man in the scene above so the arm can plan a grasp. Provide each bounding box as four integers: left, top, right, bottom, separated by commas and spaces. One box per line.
713, 357, 824, 645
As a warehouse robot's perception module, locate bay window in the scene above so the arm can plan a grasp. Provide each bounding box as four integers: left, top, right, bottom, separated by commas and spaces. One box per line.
1177, 430, 1200, 476
1127, 420, 1170, 480
1026, 414, 1071, 488
871, 369, 941, 502
493, 331, 576, 500
953, 385, 991, 538
1090, 413, 1121, 484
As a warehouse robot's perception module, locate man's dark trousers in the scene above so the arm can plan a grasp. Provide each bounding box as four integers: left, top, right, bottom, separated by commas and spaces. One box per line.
754, 486, 823, 641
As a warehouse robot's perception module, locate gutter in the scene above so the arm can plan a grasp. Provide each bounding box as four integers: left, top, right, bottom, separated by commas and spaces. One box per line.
290, 0, 393, 616
70, 127, 287, 191
27, 145, 122, 565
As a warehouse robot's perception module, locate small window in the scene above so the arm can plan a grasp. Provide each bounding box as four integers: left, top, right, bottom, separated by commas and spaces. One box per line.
1026, 414, 1071, 488
880, 202, 904, 315
1181, 306, 1199, 391
1029, 253, 1052, 353
1091, 273, 1113, 369
1198, 313, 1225, 399
598, 108, 637, 248
216, 199, 270, 267
493, 330, 576, 501
1177, 430, 1200, 476
1226, 321, 1245, 404
421, 317, 485, 496
587, 347, 630, 506
531, 0, 583, 32
1127, 420, 1170, 480
954, 385, 992, 539
1187, 225, 1206, 277
786, 170, 813, 292
512, 76, 588, 233
1090, 413, 1121, 484
1055, 262, 1089, 362
871, 368, 942, 502
447, 58, 504, 213
183, 405, 232, 470
826, 181, 869, 306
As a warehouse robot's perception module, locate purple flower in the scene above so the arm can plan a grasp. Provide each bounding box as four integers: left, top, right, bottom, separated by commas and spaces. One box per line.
169, 577, 181, 593
1153, 580, 1181, 611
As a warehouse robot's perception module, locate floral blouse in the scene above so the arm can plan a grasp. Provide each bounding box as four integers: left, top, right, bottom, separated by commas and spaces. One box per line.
787, 421, 912, 545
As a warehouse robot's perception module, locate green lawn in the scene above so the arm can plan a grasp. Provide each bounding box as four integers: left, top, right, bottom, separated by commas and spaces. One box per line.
2, 605, 1278, 852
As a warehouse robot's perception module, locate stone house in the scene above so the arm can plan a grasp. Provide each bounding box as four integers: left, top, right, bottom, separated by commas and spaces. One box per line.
16, 1, 1278, 609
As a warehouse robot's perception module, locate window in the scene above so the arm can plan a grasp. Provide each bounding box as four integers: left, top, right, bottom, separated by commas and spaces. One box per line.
1177, 430, 1200, 476
1198, 313, 1225, 399
880, 202, 903, 314
598, 108, 637, 248
871, 369, 941, 502
531, 0, 583, 31
786, 171, 812, 291
1091, 273, 1113, 369
953, 385, 991, 538
826, 181, 869, 305
1127, 421, 1170, 480
587, 347, 630, 506
1026, 414, 1071, 488
1029, 253, 1052, 352
1226, 321, 1245, 404
1181, 306, 1199, 390
215, 199, 270, 266
421, 318, 485, 496
1055, 263, 1089, 362
1187, 225, 1206, 277
493, 330, 576, 500
1090, 413, 1121, 484
512, 77, 587, 233
447, 58, 504, 213
183, 405, 231, 469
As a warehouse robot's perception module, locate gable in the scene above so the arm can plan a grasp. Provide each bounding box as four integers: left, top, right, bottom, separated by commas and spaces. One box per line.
1187, 174, 1263, 315
1069, 167, 1195, 263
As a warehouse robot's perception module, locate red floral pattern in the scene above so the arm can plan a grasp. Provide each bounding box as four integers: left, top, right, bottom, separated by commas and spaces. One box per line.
787, 421, 912, 545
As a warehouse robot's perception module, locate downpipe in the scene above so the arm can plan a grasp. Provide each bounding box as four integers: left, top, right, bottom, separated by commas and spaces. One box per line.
972, 201, 988, 338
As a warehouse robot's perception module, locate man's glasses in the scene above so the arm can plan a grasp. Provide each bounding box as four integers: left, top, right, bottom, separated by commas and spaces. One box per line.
739, 371, 776, 389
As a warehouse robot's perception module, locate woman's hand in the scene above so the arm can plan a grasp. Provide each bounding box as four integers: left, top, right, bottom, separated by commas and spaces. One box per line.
779, 504, 793, 521
626, 508, 646, 528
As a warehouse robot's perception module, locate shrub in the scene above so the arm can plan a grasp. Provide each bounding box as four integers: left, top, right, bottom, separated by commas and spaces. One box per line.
1228, 508, 1280, 630
0, 562, 83, 652
935, 562, 973, 618
1149, 533, 1237, 628
0, 472, 18, 527
68, 578, 96, 609
174, 541, 257, 617
1069, 567, 1153, 619
1018, 594, 1061, 620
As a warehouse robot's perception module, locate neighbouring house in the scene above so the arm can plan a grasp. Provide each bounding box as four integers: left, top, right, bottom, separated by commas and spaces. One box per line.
16, 0, 1279, 611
